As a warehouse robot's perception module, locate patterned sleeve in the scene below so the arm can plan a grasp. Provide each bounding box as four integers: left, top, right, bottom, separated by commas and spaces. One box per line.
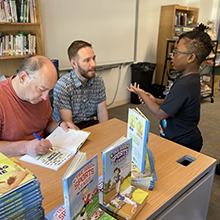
53, 78, 72, 110
98, 76, 106, 104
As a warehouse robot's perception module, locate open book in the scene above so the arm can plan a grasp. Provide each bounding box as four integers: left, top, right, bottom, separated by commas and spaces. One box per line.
19, 127, 90, 171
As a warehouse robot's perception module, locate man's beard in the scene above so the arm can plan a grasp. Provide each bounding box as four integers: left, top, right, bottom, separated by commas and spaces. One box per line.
77, 63, 96, 79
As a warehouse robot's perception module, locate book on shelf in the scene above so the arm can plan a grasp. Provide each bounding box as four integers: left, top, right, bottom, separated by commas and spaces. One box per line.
26, 0, 29, 23
61, 152, 115, 220
29, 0, 34, 23
19, 127, 90, 171
8, 0, 14, 22
32, 0, 36, 23
23, 0, 26, 22
101, 136, 148, 220
11, 0, 17, 22
131, 149, 157, 191
15, 0, 20, 21
4, 0, 12, 22
0, 0, 7, 22
127, 107, 150, 174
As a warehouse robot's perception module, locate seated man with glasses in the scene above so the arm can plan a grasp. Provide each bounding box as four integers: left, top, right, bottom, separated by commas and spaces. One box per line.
0, 55, 75, 157
127, 23, 213, 152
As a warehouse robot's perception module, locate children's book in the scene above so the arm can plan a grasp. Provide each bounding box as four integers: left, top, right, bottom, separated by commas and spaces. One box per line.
99, 176, 148, 220
0, 193, 43, 217
0, 179, 41, 206
127, 107, 150, 174
46, 126, 90, 152
62, 152, 115, 220
19, 147, 75, 171
0, 153, 35, 198
45, 203, 115, 220
102, 136, 132, 205
0, 0, 6, 22
0, 187, 43, 212
131, 149, 157, 190
19, 127, 90, 171
102, 136, 148, 220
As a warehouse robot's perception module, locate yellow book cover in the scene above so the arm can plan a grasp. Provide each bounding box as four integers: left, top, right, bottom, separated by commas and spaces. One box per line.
0, 153, 35, 198
106, 177, 148, 220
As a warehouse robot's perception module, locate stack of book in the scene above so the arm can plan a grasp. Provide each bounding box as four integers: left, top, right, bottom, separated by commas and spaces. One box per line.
131, 149, 157, 190
101, 136, 149, 220
0, 0, 37, 23
0, 153, 44, 219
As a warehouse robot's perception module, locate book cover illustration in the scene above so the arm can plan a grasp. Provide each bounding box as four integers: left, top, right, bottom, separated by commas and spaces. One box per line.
102, 136, 132, 205
127, 108, 150, 174
99, 175, 148, 220
63, 154, 114, 220
107, 185, 148, 220
45, 203, 115, 220
131, 149, 157, 190
0, 153, 35, 198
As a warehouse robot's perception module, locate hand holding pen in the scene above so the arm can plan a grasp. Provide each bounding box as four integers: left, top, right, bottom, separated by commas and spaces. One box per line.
24, 133, 53, 156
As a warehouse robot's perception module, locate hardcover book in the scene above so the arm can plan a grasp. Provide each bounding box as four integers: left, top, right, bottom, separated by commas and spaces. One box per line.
45, 203, 115, 220
131, 149, 157, 190
102, 136, 148, 219
0, 153, 35, 198
127, 107, 150, 173
19, 127, 90, 171
99, 175, 148, 220
19, 147, 75, 171
0, 0, 6, 22
0, 179, 41, 206
0, 194, 43, 218
102, 136, 132, 205
62, 152, 115, 220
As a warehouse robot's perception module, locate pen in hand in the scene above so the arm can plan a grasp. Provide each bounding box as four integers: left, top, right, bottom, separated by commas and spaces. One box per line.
33, 133, 54, 150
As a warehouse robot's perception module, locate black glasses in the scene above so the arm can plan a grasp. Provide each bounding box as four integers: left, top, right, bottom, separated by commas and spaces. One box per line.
172, 50, 200, 59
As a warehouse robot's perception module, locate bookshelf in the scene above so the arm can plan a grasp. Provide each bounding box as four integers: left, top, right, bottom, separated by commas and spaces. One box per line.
155, 5, 199, 85
0, 0, 45, 77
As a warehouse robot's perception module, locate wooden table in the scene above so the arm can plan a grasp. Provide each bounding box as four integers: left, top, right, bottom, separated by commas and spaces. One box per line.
15, 118, 216, 219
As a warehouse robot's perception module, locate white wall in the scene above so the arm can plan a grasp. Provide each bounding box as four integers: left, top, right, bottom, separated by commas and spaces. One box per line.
59, 0, 219, 109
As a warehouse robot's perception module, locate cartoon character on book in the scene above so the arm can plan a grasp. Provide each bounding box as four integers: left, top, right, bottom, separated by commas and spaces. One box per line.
137, 121, 143, 137
0, 165, 29, 194
111, 193, 139, 213
90, 209, 101, 219
76, 211, 88, 220
78, 188, 93, 213
112, 168, 123, 196
129, 115, 135, 129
